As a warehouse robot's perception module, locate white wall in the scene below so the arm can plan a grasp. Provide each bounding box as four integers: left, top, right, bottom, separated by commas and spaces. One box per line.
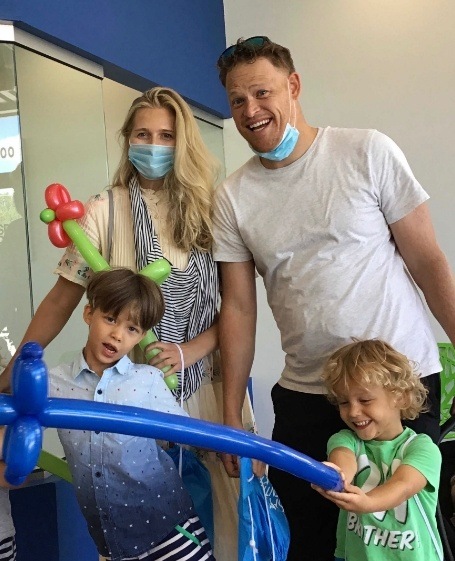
222, 0, 455, 438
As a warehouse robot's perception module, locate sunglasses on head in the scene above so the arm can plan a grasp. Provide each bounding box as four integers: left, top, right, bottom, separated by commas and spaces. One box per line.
218, 36, 271, 63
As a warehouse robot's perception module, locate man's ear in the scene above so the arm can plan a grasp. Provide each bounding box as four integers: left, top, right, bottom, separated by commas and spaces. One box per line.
83, 304, 93, 326
288, 71, 301, 99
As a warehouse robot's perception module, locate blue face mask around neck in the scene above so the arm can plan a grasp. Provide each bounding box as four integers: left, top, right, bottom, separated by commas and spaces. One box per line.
128, 144, 175, 180
250, 122, 300, 162
250, 81, 300, 162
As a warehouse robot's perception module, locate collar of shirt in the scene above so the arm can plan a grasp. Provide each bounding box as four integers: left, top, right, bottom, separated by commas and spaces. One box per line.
70, 351, 132, 381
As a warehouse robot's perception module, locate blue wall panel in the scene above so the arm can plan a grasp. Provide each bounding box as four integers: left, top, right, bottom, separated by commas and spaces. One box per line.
10, 479, 100, 561
55, 480, 99, 561
0, 0, 230, 117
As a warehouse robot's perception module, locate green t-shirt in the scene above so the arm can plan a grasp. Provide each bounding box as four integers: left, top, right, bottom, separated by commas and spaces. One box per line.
327, 427, 443, 561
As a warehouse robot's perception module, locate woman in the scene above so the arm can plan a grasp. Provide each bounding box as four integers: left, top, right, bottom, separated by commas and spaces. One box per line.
3, 87, 252, 560
59, 88, 220, 395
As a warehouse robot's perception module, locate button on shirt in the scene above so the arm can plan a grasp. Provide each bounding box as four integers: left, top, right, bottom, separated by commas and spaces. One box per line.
49, 353, 194, 561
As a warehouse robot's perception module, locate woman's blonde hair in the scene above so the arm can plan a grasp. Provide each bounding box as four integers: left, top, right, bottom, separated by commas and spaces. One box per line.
112, 87, 220, 252
322, 339, 428, 420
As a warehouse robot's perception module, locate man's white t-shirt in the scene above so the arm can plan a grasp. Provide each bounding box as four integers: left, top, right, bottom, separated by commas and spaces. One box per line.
213, 127, 441, 393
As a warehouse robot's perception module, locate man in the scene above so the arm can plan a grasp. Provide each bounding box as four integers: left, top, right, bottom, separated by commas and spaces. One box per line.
212, 36, 455, 561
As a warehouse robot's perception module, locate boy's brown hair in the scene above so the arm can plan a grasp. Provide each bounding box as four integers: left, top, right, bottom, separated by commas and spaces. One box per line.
217, 36, 296, 87
86, 268, 165, 332
322, 339, 428, 420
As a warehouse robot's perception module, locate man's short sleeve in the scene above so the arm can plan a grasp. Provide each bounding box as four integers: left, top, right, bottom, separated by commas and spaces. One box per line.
369, 131, 429, 225
212, 181, 253, 263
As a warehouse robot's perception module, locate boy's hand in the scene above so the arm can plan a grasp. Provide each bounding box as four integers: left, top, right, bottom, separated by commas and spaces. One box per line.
311, 460, 346, 491
322, 460, 345, 477
312, 461, 347, 498
312, 479, 373, 513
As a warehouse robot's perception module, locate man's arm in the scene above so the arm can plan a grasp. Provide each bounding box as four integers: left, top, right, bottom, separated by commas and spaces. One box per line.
0, 276, 85, 392
219, 260, 257, 428
390, 202, 455, 343
218, 260, 257, 475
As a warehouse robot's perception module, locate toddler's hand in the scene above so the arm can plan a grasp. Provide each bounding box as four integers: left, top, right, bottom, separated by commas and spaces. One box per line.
322, 461, 346, 486
311, 461, 346, 495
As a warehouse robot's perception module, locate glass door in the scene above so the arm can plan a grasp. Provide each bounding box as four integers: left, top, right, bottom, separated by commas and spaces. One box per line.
0, 43, 31, 373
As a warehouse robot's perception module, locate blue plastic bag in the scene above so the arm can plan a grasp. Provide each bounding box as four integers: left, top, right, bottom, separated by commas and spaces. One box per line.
238, 457, 290, 561
165, 445, 214, 548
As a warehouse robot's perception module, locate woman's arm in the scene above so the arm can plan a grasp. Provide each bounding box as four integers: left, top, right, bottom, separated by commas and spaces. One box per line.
0, 276, 85, 392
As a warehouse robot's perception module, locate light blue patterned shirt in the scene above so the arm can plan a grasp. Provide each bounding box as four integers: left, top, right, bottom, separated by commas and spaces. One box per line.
49, 352, 194, 561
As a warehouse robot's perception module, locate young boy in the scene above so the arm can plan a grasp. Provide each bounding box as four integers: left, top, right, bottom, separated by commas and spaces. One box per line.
48, 268, 214, 561
313, 339, 443, 561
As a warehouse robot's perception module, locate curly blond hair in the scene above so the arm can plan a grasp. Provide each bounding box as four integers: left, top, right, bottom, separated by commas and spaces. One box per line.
322, 339, 428, 420
112, 87, 220, 252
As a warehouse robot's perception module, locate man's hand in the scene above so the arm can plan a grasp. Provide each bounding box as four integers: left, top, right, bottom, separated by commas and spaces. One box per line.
252, 459, 267, 477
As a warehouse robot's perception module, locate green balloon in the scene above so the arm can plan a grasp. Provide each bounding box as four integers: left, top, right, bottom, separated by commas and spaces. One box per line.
40, 208, 56, 224
139, 330, 178, 390
139, 259, 171, 285
63, 221, 110, 272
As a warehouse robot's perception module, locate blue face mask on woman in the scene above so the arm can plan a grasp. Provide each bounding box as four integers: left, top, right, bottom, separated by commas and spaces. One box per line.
250, 83, 300, 162
128, 144, 175, 180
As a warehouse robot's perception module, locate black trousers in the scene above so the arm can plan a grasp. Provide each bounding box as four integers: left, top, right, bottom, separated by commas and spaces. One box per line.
268, 374, 441, 561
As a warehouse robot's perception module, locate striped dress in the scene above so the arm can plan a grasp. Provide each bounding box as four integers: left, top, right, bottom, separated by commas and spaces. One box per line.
0, 489, 15, 561
0, 537, 15, 561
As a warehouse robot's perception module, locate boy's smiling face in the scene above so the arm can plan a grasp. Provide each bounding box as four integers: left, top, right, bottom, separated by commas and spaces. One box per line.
83, 305, 145, 376
335, 379, 404, 441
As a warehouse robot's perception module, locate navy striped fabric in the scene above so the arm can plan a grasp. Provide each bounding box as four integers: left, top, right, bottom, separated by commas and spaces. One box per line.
0, 536, 16, 561
132, 516, 214, 560
129, 178, 219, 401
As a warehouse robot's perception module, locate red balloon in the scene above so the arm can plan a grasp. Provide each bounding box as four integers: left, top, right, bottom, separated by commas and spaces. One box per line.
48, 220, 71, 248
55, 200, 85, 221
45, 183, 70, 210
